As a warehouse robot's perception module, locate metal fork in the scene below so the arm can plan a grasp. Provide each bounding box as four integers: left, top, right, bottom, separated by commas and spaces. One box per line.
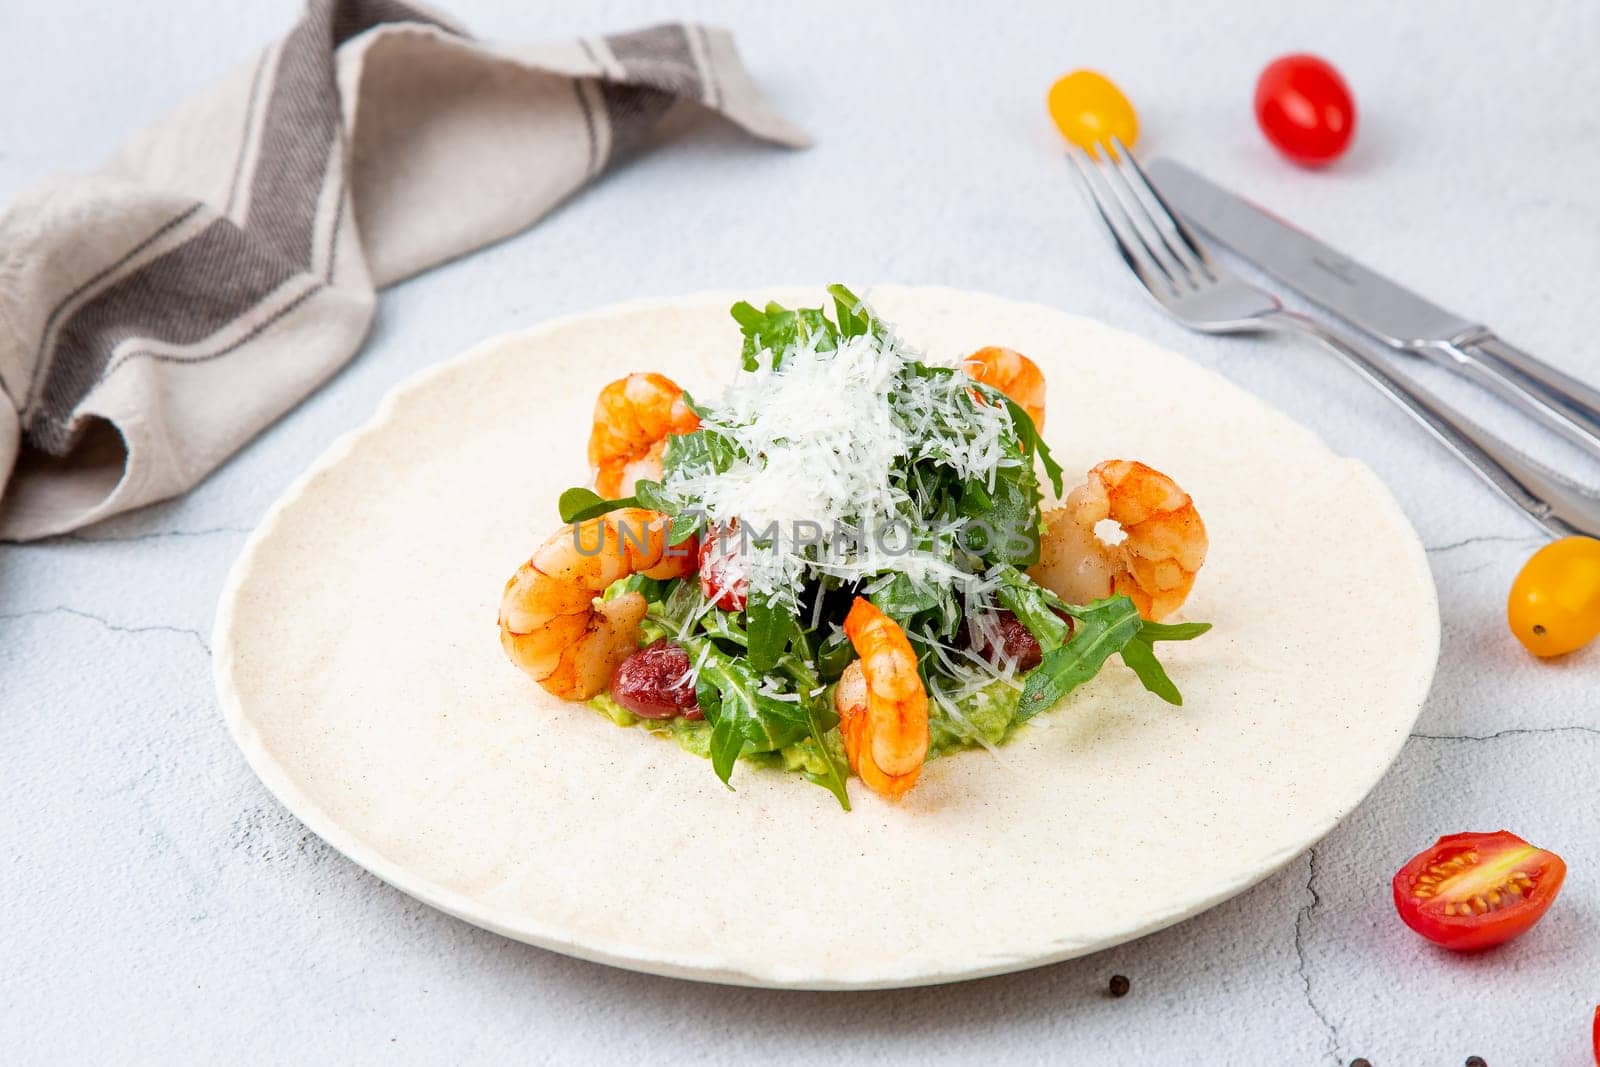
1068, 138, 1600, 540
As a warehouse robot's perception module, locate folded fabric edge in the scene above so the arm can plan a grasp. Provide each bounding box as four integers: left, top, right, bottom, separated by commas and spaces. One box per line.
0, 7, 811, 540
0, 415, 132, 541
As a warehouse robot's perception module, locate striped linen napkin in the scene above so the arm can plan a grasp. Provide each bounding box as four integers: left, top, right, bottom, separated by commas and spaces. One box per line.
0, 0, 807, 541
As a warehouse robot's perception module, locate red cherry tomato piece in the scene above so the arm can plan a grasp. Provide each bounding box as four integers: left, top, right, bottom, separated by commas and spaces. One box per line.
698, 522, 749, 611
1254, 54, 1356, 166
967, 611, 1045, 672
609, 639, 701, 720
1592, 1005, 1599, 1065
1392, 830, 1566, 951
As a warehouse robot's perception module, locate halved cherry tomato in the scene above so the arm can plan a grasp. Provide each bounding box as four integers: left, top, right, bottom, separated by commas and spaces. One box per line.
1508, 536, 1600, 657
1392, 831, 1566, 951
1047, 70, 1138, 154
1592, 1004, 1598, 1065
1254, 54, 1355, 166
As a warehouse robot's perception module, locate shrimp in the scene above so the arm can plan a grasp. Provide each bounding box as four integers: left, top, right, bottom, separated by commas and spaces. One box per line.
588, 373, 700, 499
834, 598, 930, 799
962, 346, 1047, 432
499, 508, 696, 700
1029, 460, 1208, 621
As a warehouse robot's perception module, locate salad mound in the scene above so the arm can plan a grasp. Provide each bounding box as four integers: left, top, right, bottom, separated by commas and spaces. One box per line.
518, 286, 1209, 809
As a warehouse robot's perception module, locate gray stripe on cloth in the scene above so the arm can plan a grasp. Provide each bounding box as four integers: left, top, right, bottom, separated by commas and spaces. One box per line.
330, 0, 446, 45
27, 0, 438, 455
20, 204, 204, 410
103, 279, 324, 377
245, 1, 351, 266
574, 38, 606, 177
30, 219, 302, 453
597, 24, 702, 160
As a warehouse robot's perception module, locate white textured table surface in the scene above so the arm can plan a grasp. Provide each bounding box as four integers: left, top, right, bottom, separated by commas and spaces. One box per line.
3, 2, 1598, 1063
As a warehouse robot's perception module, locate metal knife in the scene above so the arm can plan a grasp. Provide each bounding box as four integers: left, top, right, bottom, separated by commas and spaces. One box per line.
1147, 158, 1600, 459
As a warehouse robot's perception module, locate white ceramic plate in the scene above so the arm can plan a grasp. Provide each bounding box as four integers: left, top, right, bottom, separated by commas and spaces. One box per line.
214, 286, 1438, 989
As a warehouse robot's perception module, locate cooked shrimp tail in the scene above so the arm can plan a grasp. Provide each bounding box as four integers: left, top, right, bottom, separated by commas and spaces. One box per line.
588, 373, 700, 498
834, 598, 930, 799
1029, 460, 1207, 621
962, 346, 1046, 432
499, 508, 697, 700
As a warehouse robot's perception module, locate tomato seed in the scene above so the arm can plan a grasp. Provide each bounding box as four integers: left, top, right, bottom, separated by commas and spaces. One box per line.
1108, 974, 1130, 997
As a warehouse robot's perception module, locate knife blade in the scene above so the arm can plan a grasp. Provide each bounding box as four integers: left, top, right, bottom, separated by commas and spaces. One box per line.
1145, 157, 1600, 449
1145, 158, 1477, 347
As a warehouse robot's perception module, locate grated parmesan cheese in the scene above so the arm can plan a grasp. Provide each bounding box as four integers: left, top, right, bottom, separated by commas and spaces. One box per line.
661, 315, 1020, 609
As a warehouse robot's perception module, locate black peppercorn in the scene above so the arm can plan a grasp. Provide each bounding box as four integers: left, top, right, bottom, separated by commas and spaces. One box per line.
1465, 1058, 1487, 1067
1108, 974, 1130, 997
1350, 1060, 1372, 1067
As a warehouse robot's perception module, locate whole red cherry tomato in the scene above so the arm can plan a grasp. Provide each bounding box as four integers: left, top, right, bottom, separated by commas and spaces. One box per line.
1254, 54, 1356, 166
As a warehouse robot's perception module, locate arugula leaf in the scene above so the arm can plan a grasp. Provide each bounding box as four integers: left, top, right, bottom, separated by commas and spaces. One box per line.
746, 594, 797, 673
768, 646, 851, 810
826, 284, 880, 341
802, 698, 851, 811
731, 301, 838, 370
958, 454, 1041, 566
558, 486, 605, 521
814, 629, 855, 682
601, 573, 672, 605
867, 571, 945, 620
730, 301, 789, 371
659, 427, 743, 484
866, 571, 959, 643
1014, 595, 1212, 716
994, 571, 1072, 652
691, 643, 812, 755
678, 389, 712, 421
795, 307, 835, 350
1119, 634, 1180, 704
631, 478, 669, 512
708, 714, 744, 785
631, 479, 703, 546
698, 610, 749, 648
558, 486, 640, 523
997, 395, 1065, 498
1138, 619, 1214, 642
730, 288, 882, 376
1119, 618, 1211, 705
641, 576, 709, 643
1016, 596, 1143, 721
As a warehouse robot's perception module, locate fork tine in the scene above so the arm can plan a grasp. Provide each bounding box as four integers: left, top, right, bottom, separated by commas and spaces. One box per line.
1109, 138, 1217, 279
1096, 147, 1198, 290
1066, 146, 1177, 298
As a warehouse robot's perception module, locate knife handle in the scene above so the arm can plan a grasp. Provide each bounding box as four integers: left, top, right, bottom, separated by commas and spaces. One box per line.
1276, 312, 1600, 540
1434, 342, 1600, 461
1458, 334, 1600, 444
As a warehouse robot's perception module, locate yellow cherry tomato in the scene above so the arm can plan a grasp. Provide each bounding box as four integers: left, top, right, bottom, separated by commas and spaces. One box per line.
1047, 70, 1139, 154
1507, 536, 1600, 657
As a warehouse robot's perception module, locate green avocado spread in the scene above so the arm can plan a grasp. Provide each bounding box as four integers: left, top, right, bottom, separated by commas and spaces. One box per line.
588, 676, 1024, 778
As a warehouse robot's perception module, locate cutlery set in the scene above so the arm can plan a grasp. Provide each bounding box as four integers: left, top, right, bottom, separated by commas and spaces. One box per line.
1067, 141, 1600, 539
